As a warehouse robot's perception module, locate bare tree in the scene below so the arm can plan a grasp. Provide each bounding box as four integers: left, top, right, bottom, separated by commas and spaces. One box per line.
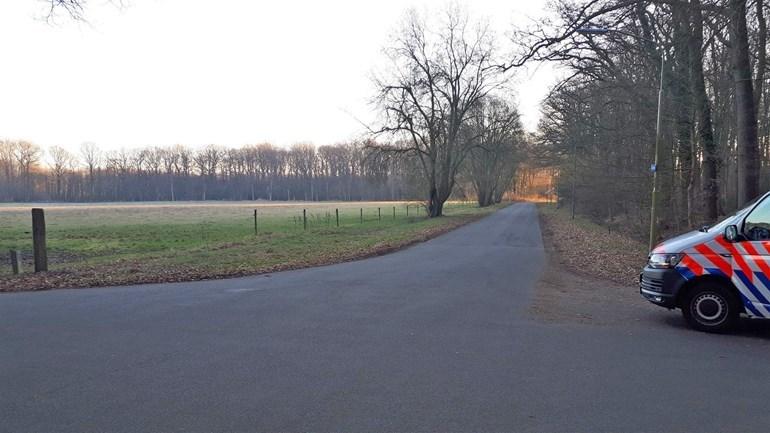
14, 141, 42, 201
160, 146, 180, 201
288, 143, 316, 201
48, 145, 76, 200
731, 0, 760, 204
372, 6, 504, 216
0, 140, 18, 200
465, 97, 523, 207
690, 0, 719, 220
80, 142, 101, 199
45, 0, 86, 21
193, 145, 223, 200
44, 0, 125, 21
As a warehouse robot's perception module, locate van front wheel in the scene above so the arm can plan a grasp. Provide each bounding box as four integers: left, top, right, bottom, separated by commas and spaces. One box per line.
681, 282, 740, 333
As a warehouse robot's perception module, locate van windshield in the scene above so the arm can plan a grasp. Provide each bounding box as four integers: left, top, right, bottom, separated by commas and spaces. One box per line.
705, 195, 764, 232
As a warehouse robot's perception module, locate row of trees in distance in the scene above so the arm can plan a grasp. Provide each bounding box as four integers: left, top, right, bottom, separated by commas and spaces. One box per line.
0, 126, 525, 206
0, 140, 416, 203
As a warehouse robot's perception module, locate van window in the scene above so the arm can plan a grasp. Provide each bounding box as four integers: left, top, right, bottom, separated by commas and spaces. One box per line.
744, 197, 770, 240
707, 197, 760, 233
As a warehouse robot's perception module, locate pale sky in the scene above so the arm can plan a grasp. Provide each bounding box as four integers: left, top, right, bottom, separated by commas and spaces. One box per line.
0, 0, 556, 153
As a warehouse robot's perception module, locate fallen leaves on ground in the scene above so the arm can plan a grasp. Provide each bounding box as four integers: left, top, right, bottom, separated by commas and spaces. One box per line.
538, 206, 647, 286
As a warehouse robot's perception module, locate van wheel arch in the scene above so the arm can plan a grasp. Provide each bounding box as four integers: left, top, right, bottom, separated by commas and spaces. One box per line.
677, 276, 743, 332
676, 275, 744, 312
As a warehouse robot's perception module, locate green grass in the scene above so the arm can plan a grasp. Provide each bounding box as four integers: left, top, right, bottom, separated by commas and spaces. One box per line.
0, 201, 504, 290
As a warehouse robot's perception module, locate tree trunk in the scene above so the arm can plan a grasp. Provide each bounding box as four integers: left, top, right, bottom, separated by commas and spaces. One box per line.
754, 0, 767, 111
691, 0, 719, 221
428, 178, 451, 217
428, 186, 438, 216
732, 0, 760, 205
428, 186, 442, 217
673, 3, 694, 226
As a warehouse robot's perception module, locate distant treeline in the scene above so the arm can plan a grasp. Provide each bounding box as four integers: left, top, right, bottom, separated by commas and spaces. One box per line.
0, 140, 429, 203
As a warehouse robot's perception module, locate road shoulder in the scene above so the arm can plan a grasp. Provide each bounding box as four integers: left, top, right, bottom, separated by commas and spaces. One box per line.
531, 204, 660, 326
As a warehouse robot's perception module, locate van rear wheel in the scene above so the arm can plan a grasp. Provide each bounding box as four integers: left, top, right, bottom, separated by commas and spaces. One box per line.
681, 282, 740, 333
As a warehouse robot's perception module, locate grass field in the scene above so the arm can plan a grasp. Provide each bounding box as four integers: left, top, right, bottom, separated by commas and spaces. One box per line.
0, 200, 504, 291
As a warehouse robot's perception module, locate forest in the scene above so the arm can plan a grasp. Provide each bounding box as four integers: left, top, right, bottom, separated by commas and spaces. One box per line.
524, 0, 769, 241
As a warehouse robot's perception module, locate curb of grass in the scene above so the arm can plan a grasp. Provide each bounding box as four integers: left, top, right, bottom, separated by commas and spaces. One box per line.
1, 205, 506, 292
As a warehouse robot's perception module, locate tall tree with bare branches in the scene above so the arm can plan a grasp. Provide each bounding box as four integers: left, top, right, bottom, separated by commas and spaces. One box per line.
372, 6, 504, 217
465, 97, 523, 207
49, 145, 76, 200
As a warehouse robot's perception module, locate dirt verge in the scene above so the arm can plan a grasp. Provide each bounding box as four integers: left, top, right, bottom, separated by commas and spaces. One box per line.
532, 205, 659, 325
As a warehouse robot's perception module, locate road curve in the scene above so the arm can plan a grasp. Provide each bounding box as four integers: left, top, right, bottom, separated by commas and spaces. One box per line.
2, 203, 770, 432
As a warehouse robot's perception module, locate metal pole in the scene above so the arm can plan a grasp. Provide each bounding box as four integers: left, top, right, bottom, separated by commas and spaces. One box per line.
649, 51, 665, 252
571, 139, 577, 220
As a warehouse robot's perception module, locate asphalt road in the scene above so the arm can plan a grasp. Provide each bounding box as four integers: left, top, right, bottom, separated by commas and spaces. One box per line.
3, 203, 770, 432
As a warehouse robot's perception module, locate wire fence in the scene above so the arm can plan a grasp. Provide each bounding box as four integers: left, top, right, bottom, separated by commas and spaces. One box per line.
281, 204, 427, 232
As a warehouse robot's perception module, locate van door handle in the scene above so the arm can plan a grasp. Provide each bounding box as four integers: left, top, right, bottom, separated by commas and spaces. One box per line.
720, 253, 732, 258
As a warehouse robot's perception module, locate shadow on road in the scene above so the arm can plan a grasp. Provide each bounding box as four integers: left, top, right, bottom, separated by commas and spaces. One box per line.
641, 307, 770, 340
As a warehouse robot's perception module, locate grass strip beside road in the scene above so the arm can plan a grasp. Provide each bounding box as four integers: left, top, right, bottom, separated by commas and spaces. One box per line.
1, 201, 505, 291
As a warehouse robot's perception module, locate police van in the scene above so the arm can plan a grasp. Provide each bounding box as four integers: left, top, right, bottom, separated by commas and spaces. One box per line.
640, 192, 770, 332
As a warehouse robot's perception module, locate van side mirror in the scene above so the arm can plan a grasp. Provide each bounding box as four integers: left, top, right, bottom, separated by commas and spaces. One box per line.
724, 225, 739, 242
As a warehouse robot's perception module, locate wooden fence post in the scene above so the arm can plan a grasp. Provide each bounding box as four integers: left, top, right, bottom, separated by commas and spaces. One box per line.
336, 209, 339, 227
303, 209, 307, 230
254, 209, 258, 235
406, 205, 409, 217
393, 206, 396, 220
10, 250, 21, 275
32, 208, 47, 272
378, 207, 381, 221
360, 208, 363, 224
